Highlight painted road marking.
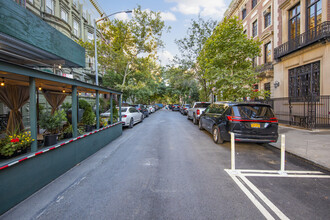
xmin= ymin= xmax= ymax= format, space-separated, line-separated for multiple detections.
xmin=226 ymin=170 xmax=275 ymax=220
xmin=226 ymin=169 xmax=330 ymax=220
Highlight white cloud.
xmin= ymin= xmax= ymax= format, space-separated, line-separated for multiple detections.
xmin=114 ymin=12 xmax=130 ymax=21
xmin=160 ymin=12 xmax=177 ymax=21
xmin=158 ymin=50 xmax=174 ymax=65
xmin=167 ymin=0 xmax=227 ymax=18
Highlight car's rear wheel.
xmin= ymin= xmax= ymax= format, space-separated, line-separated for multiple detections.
xmin=213 ymin=126 xmax=224 ymax=144
xmin=129 ymin=118 xmax=134 ymax=128
xmin=198 ymin=119 xmax=203 ymax=130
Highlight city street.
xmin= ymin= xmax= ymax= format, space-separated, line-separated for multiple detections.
xmin=2 ymin=109 xmax=330 ymax=220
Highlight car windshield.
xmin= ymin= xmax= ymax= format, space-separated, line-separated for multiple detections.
xmin=184 ymin=104 xmax=190 ymax=107
xmin=232 ymin=105 xmax=275 ymax=119
xmin=195 ymin=103 xmax=210 ymax=108
xmin=121 ymin=107 xmax=128 ymax=112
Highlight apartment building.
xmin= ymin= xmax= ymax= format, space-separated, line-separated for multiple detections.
xmin=273 ymin=0 xmax=329 ymax=98
xmin=15 ymin=0 xmax=102 ymax=83
xmin=224 ymin=0 xmax=275 ymax=97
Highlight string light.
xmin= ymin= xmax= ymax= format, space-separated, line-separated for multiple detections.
xmin=38 ymin=86 xmax=42 ymax=91
xmin=62 ymin=88 xmax=66 ymax=93
xmin=0 ymin=78 xmax=5 ymax=87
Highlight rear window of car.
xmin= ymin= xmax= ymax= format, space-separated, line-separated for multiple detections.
xmin=232 ymin=105 xmax=275 ymax=119
xmin=195 ymin=103 xmax=210 ymax=108
xmin=184 ymin=104 xmax=190 ymax=107
xmin=121 ymin=107 xmax=127 ymax=112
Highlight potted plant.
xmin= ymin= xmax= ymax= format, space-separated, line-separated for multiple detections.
xmin=81 ymin=104 xmax=96 ymax=132
xmin=0 ymin=131 xmax=34 ymax=158
xmin=62 ymin=123 xmax=73 ymax=139
xmin=39 ymin=110 xmax=66 ymax=146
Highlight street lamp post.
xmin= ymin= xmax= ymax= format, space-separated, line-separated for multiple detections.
xmin=93 ymin=10 xmax=132 ymax=86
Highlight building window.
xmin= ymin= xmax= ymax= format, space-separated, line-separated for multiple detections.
xmin=264 ymin=10 xmax=271 ymax=28
xmin=88 ymin=32 xmax=94 ymax=41
xmin=264 ymin=42 xmax=272 ymax=63
xmin=289 ymin=61 xmax=320 ymax=99
xmin=307 ymin=0 xmax=322 ymax=30
xmin=252 ymin=20 xmax=258 ymax=37
xmin=264 ymin=82 xmax=271 ymax=98
xmin=61 ymin=9 xmax=68 ymax=22
xmin=45 ymin=0 xmax=54 ymax=15
xmin=289 ymin=4 xmax=300 ymax=40
xmin=242 ymin=8 xmax=247 ymax=19
xmin=252 ymin=0 xmax=257 ymax=9
xmin=73 ymin=20 xmax=79 ymax=37
xmin=252 ymin=57 xmax=258 ymax=67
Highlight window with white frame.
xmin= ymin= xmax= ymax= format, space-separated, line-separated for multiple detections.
xmin=73 ymin=20 xmax=79 ymax=37
xmin=264 ymin=9 xmax=271 ymax=28
xmin=61 ymin=9 xmax=68 ymax=22
xmin=87 ymin=32 xmax=94 ymax=41
xmin=45 ymin=0 xmax=54 ymax=15
xmin=264 ymin=42 xmax=272 ymax=63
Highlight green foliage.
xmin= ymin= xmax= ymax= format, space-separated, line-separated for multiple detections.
xmin=78 ymin=99 xmax=90 ymax=110
xmin=198 ymin=17 xmax=263 ymax=101
xmin=61 ymin=102 xmax=72 ymax=112
xmin=62 ymin=123 xmax=73 ymax=134
xmin=175 ymin=16 xmax=217 ymax=101
xmin=77 ymin=5 xmax=169 ymax=104
xmin=0 ymin=131 xmax=34 ymax=157
xmin=39 ymin=110 xmax=67 ymax=134
xmin=81 ymin=105 xmax=96 ymax=126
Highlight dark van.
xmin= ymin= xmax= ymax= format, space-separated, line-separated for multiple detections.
xmin=199 ymin=102 xmax=278 ymax=144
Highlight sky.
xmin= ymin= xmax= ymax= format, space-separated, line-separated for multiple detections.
xmin=84 ymin=0 xmax=232 ymax=65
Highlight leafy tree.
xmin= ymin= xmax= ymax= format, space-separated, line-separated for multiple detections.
xmin=78 ymin=5 xmax=169 ymax=104
xmin=198 ymin=17 xmax=262 ymax=101
xmin=175 ymin=16 xmax=217 ymax=101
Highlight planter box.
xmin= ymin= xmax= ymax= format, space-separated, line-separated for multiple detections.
xmin=43 ymin=134 xmax=58 ymax=147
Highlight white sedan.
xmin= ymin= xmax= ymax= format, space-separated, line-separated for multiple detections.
xmin=147 ymin=105 xmax=155 ymax=113
xmin=120 ymin=107 xmax=144 ymax=128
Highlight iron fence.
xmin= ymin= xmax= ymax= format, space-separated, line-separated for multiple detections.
xmin=260 ymin=96 xmax=330 ymax=129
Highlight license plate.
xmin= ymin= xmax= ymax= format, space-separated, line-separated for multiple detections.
xmin=251 ymin=123 xmax=260 ymax=128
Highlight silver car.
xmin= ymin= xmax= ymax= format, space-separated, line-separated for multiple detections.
xmin=120 ymin=107 xmax=144 ymax=128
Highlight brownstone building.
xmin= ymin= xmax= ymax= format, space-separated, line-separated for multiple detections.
xmin=224 ymin=0 xmax=275 ymax=97
xmin=224 ymin=0 xmax=330 ymax=129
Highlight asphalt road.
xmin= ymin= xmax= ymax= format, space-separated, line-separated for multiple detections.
xmin=2 ymin=109 xmax=330 ymax=219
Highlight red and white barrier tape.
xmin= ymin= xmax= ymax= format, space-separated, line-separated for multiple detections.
xmin=0 ymin=122 xmax=124 ymax=171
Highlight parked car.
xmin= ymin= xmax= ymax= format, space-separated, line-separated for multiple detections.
xmin=147 ymin=105 xmax=155 ymax=113
xmin=100 ymin=109 xmax=111 ymax=117
xmin=180 ymin=104 xmax=191 ymax=115
xmin=199 ymin=102 xmax=278 ymax=144
xmin=132 ymin=104 xmax=149 ymax=118
xmin=172 ymin=104 xmax=180 ymax=111
xmin=187 ymin=102 xmax=211 ymax=124
xmin=120 ymin=107 xmax=144 ymax=128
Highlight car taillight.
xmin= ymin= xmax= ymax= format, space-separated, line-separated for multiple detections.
xmin=184 ymin=108 xmax=187 ymax=110
xmin=227 ymin=116 xmax=242 ymax=121
xmin=197 ymin=109 xmax=200 ymax=115
xmin=227 ymin=116 xmax=279 ymax=123
xmin=122 ymin=115 xmax=127 ymax=118
xmin=138 ymin=108 xmax=141 ymax=110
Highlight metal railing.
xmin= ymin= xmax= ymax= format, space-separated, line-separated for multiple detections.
xmin=255 ymin=62 xmax=273 ymax=73
xmin=261 ymin=96 xmax=330 ymax=129
xmin=274 ymin=22 xmax=330 ymax=60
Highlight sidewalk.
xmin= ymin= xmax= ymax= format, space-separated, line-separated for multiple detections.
xmin=269 ymin=125 xmax=330 ymax=170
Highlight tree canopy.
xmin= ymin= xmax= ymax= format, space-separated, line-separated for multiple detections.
xmin=198 ymin=17 xmax=263 ymax=101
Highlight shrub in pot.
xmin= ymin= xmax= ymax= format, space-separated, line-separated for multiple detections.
xmin=39 ymin=110 xmax=66 ymax=146
xmin=81 ymin=105 xmax=96 ymax=132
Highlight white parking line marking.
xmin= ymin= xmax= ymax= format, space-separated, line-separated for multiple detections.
xmin=236 ymin=169 xmax=323 ymax=174
xmin=225 ymin=170 xmax=275 ymax=220
xmin=239 ymin=174 xmax=290 ymax=220
xmin=243 ymin=174 xmax=330 ymax=178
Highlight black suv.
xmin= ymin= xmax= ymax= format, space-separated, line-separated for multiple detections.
xmin=199 ymin=102 xmax=278 ymax=144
